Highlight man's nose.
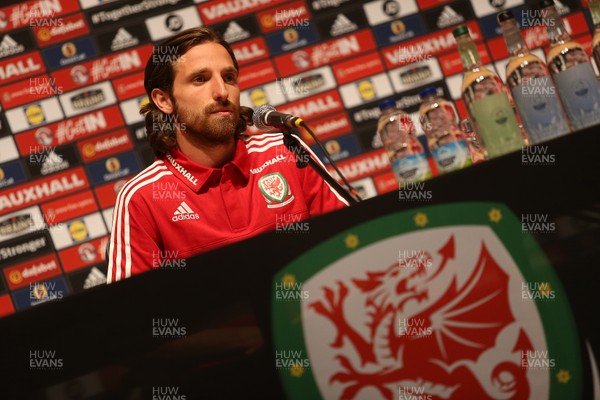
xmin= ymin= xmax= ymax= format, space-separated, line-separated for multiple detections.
xmin=212 ymin=76 xmax=229 ymax=101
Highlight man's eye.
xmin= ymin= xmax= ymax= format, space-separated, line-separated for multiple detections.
xmin=194 ymin=76 xmax=206 ymax=83
xmin=225 ymin=75 xmax=237 ymax=83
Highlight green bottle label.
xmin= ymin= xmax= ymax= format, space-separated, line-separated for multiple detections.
xmin=471 ymin=92 xmax=523 ymax=158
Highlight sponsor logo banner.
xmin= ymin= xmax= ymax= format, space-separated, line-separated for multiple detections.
xmin=78 ymin=128 xmax=133 ymax=163
xmin=0 ymin=230 xmax=52 ymax=267
xmin=478 ymin=5 xmax=527 ymax=39
xmin=1 ymin=74 xmax=57 ymax=110
xmin=238 ymin=59 xmax=278 ymax=91
xmin=0 ymin=167 xmax=89 ymax=214
xmin=145 ymin=5 xmax=202 ymax=42
xmin=41 ymin=189 xmax=98 ymax=225
xmin=95 ymin=21 xmax=151 ymax=55
xmin=0 ymin=29 xmax=35 ymax=60
xmin=307 ymin=0 xmax=351 ymax=12
xmin=212 ymin=14 xmax=261 ymax=44
xmin=128 ymin=122 xmax=147 ymax=145
xmin=362 ymin=0 xmax=418 ymax=26
xmin=50 ymin=45 xmax=152 ymax=92
xmin=257 ymin=0 xmax=310 ymax=34
xmin=0 ymin=159 xmax=27 ymax=189
xmin=86 ymin=0 xmax=187 ymax=28
xmin=326 ymin=149 xmax=389 ymax=182
xmin=49 ymin=211 xmax=107 ymax=250
xmin=355 ymin=124 xmax=385 ymax=153
xmin=348 ymin=176 xmax=377 ymax=199
xmin=371 ymin=12 xmax=426 ymax=47
xmin=58 ymin=235 xmax=108 ymax=273
xmin=3 ymin=252 xmax=61 ymax=291
xmin=198 ymin=0 xmax=286 ymax=25
xmin=381 ymin=20 xmax=482 ymax=69
xmin=417 ymin=0 xmax=454 ymax=10
xmin=59 ymin=81 xmax=117 ymax=118
xmin=274 ymin=29 xmax=377 ymax=76
xmin=41 ymin=36 xmax=98 ymax=70
xmin=112 ymin=71 xmax=146 ymax=101
xmin=0 ymin=0 xmax=80 ymax=33
xmin=421 ymin=0 xmax=475 ymax=31
xmin=0 ymin=51 xmax=44 ymax=85
xmin=300 ymin=111 xmax=352 ymax=144
xmin=79 ymin=0 xmax=120 ymax=10
xmin=314 ymin=5 xmax=368 ymax=40
xmin=232 ymin=36 xmax=270 ymax=66
xmin=332 ymin=51 xmax=384 ymax=85
xmin=339 ymin=73 xmax=394 ymax=109
xmin=14 ymin=105 xmax=125 ymax=154
xmin=0 ymin=205 xmax=45 ymax=243
xmin=469 ymin=0 xmax=524 ymax=18
xmin=240 ymin=81 xmax=287 ymax=108
xmin=5 ymin=97 xmax=64 ymax=134
xmin=102 ymin=206 xmax=114 ymax=231
xmin=278 ymin=88 xmax=343 ymax=121
xmin=388 ymin=57 xmax=443 ymax=94
xmin=372 ymin=170 xmax=397 ymax=194
xmin=280 ymin=65 xmax=337 ymax=101
xmin=438 ymin=42 xmax=491 ymax=76
xmin=0 ymin=294 xmax=14 ymax=316
xmin=32 ymin=12 xmax=90 ymax=47
xmin=24 ymin=143 xmax=80 ymax=179
xmin=310 ymin=133 xmax=361 ymax=164
xmin=85 ymin=150 xmax=141 ymax=186
xmin=0 ymin=136 xmax=20 ymax=163
xmin=265 ymin=24 xmax=319 ymax=56
xmin=93 ymin=177 xmax=129 ymax=209
xmin=67 ymin=263 xmax=107 ymax=293
xmin=11 ymin=275 xmax=69 ymax=310
xmin=119 ymin=95 xmax=148 ymax=125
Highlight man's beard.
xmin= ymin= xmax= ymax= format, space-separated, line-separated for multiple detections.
xmin=173 ymin=100 xmax=240 ymax=146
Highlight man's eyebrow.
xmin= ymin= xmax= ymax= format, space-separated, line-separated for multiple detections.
xmin=187 ymin=67 xmax=238 ymax=77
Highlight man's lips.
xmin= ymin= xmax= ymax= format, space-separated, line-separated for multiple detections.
xmin=210 ymin=108 xmax=233 ymax=116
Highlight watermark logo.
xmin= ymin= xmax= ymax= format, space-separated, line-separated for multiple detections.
xmin=30 ymin=281 xmax=64 ymax=304
xmin=29 ymin=350 xmax=63 ymax=370
xmin=277 ymin=77 xmax=310 ymax=96
xmin=398 ymin=318 xmax=432 ymax=337
xmin=522 ymin=281 xmax=556 ymax=301
xmin=275 ymin=213 xmax=309 ymax=233
xmin=152 ymin=250 xmax=187 ymax=270
xmin=274 ymin=143 xmax=311 ymax=166
xmin=152 ymin=181 xmax=186 ymax=200
xmin=521 ymin=349 xmax=556 ymax=369
xmin=28 ymin=145 xmax=60 ymax=164
xmin=152 ymin=386 xmax=186 ymax=400
xmin=29 ymin=10 xmax=62 ymax=27
xmin=521 ymin=77 xmax=556 ymax=97
xmin=152 ymin=46 xmax=186 ymax=64
xmin=152 ymin=318 xmax=187 ymax=339
xmin=398 ymin=385 xmax=434 ymax=400
xmin=521 ymin=214 xmax=555 ymax=234
xmin=275 ymin=9 xmax=309 ymax=29
xmin=521 ymin=145 xmax=555 ymax=166
xmin=398 ymin=181 xmax=432 ymax=202
xmin=521 ymin=10 xmax=555 ymax=27
xmin=152 ymin=113 xmax=186 ymax=133
xmin=29 ymin=77 xmax=63 ymax=95
xmin=274 ymin=349 xmax=310 ymax=377
xmin=394 ymin=46 xmax=432 ymax=65
xmin=398 ymin=250 xmax=433 ymax=270
xmin=274 ymin=274 xmax=309 ymax=301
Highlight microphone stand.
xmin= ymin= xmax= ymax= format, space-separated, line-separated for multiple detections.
xmin=279 ymin=126 xmax=360 ymax=204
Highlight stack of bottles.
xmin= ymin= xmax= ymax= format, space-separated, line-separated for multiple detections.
xmin=377 ymin=0 xmax=600 ymax=189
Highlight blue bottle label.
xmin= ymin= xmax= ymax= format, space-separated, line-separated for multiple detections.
xmin=391 ymin=153 xmax=432 ymax=186
xmin=432 ymin=140 xmax=472 ymax=174
xmin=553 ymin=62 xmax=600 ymax=130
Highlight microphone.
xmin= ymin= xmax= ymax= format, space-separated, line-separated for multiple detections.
xmin=252 ymin=104 xmax=304 ymax=131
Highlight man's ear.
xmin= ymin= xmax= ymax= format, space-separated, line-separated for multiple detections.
xmin=151 ymin=88 xmax=174 ymax=114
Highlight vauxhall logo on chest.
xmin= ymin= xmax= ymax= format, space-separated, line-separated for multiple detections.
xmin=258 ymin=172 xmax=294 ymax=208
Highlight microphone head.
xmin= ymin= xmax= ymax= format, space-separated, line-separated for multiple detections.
xmin=252 ymin=104 xmax=277 ymax=131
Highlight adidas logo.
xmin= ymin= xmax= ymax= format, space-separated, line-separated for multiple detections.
xmin=330 ymin=14 xmax=357 ymax=37
xmin=223 ymin=21 xmax=250 ymax=43
xmin=110 ymin=28 xmax=139 ymax=51
xmin=83 ymin=266 xmax=106 ymax=289
xmin=172 ymin=201 xmax=200 ymax=222
xmin=40 ymin=151 xmax=69 ymax=176
xmin=437 ymin=5 xmax=463 ymax=29
xmin=0 ymin=34 xmax=25 ymax=58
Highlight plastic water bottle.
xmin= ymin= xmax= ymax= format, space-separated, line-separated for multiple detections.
xmin=377 ymin=99 xmax=432 ymax=188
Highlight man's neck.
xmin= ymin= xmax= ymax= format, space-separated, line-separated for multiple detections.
xmin=176 ymin=132 xmax=236 ymax=168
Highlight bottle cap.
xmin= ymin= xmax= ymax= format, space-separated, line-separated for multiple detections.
xmin=419 ymin=87 xmax=438 ymax=99
xmin=452 ymin=25 xmax=469 ymax=38
xmin=497 ymin=10 xmax=515 ymax=22
xmin=379 ymin=99 xmax=397 ymax=111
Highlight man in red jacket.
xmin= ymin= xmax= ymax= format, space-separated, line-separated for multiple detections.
xmin=107 ymin=27 xmax=348 ymax=283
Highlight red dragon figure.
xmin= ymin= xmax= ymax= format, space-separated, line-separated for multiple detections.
xmin=309 ymin=235 xmax=535 ymax=400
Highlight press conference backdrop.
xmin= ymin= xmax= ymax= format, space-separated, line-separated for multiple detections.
xmin=0 ymin=0 xmax=594 ymax=315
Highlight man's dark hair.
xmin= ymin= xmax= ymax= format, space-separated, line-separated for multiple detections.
xmin=141 ymin=27 xmax=252 ymax=156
